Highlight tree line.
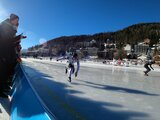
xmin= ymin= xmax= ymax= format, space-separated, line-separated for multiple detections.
xmin=28 ymin=22 xmax=160 ymax=51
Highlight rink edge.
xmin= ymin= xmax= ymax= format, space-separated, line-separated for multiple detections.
xmin=10 ymin=64 xmax=57 ymax=120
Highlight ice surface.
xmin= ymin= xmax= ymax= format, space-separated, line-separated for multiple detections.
xmin=22 ymin=58 xmax=160 ymax=120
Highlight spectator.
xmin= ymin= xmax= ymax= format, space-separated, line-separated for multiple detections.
xmin=0 ymin=14 xmax=19 ymax=98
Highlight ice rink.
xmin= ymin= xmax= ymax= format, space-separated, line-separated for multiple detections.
xmin=22 ymin=58 xmax=160 ymax=120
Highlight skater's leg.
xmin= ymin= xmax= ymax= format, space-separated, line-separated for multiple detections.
xmin=68 ymin=68 xmax=72 ymax=78
xmin=144 ymin=64 xmax=147 ymax=72
xmin=144 ymin=65 xmax=151 ymax=76
xmin=68 ymin=68 xmax=72 ymax=82
xmin=68 ymin=66 xmax=75 ymax=82
xmin=146 ymin=67 xmax=151 ymax=74
xmin=72 ymin=66 xmax=75 ymax=74
xmin=144 ymin=64 xmax=149 ymax=73
xmin=65 ymin=66 xmax=68 ymax=74
xmin=68 ymin=64 xmax=74 ymax=77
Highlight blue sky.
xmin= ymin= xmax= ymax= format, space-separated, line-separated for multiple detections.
xmin=0 ymin=0 xmax=160 ymax=49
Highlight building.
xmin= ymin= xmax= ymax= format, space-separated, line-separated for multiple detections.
xmin=135 ymin=43 xmax=149 ymax=55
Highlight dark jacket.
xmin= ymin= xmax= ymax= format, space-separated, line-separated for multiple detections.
xmin=0 ymin=19 xmax=17 ymax=59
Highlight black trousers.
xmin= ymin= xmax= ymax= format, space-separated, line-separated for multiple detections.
xmin=144 ymin=64 xmax=151 ymax=74
xmin=0 ymin=56 xmax=17 ymax=93
xmin=0 ymin=58 xmax=9 ymax=92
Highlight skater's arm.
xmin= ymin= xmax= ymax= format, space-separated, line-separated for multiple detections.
xmin=57 ymin=56 xmax=67 ymax=61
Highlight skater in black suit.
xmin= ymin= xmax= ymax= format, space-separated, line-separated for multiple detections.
xmin=144 ymin=60 xmax=155 ymax=76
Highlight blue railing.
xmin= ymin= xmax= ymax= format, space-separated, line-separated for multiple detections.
xmin=10 ymin=64 xmax=56 ymax=120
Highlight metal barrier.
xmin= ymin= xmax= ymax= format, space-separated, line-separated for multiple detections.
xmin=11 ymin=64 xmax=56 ymax=120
